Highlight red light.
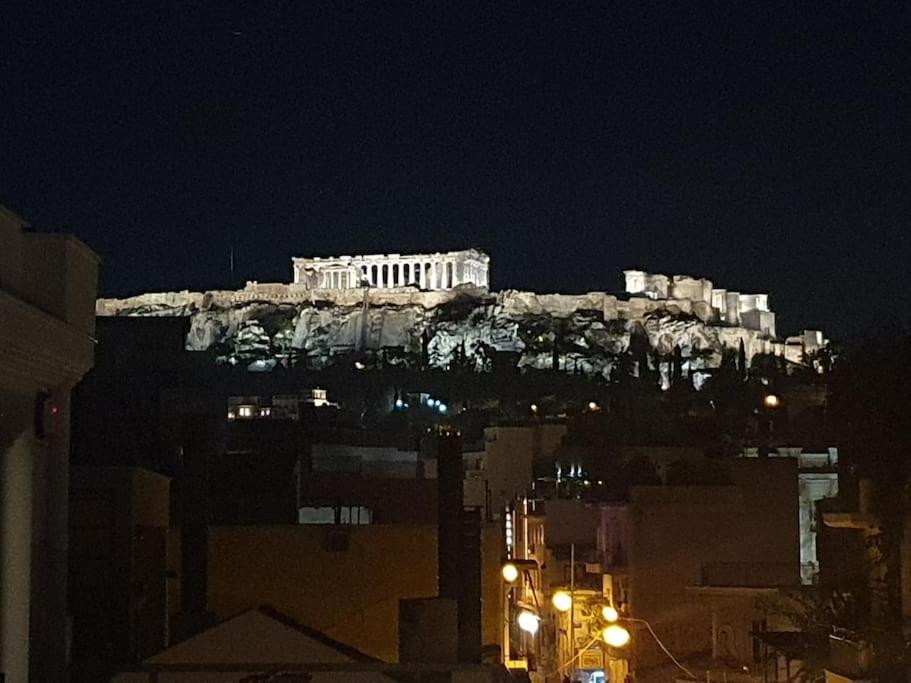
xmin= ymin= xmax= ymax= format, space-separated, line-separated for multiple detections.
xmin=51 ymin=406 xmax=60 ymax=415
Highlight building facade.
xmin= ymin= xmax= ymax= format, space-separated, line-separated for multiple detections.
xmin=0 ymin=206 xmax=99 ymax=682
xmin=292 ymin=248 xmax=490 ymax=290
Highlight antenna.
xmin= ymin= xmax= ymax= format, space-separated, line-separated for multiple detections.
xmin=229 ymin=247 xmax=235 ymax=275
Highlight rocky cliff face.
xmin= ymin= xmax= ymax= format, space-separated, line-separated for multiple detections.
xmin=98 ymin=288 xmax=782 ymax=383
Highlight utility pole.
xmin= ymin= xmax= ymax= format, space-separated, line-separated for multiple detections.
xmin=357 ymin=279 xmax=370 ymax=352
xmin=569 ymin=542 xmax=575 ymax=681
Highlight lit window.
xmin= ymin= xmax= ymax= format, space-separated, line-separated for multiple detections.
xmin=340 ymin=505 xmax=372 ymax=525
xmin=297 ymin=507 xmax=336 ymax=524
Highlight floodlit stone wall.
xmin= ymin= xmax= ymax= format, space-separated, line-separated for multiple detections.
xmin=624 ymin=269 xmax=777 ymax=336
xmin=95 ymin=265 xmax=828 ymax=377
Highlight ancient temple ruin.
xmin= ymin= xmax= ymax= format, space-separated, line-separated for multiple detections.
xmin=624 ymin=269 xmax=777 ymax=337
xmin=96 ymin=254 xmax=830 ymax=378
xmin=292 ymin=248 xmax=490 ymax=290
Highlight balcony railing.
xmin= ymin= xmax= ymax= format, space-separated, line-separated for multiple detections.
xmin=700 ymin=562 xmax=809 ymax=588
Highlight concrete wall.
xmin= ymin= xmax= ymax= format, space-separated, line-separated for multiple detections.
xmin=69 ymin=467 xmax=171 ymax=680
xmin=483 ymin=424 xmax=566 ymax=515
xmin=623 ymin=459 xmax=799 ymax=671
xmin=0 ymin=205 xmax=99 ymax=682
xmin=167 ymin=524 xmax=504 ymax=664
xmin=0 ymin=398 xmax=35 ymax=683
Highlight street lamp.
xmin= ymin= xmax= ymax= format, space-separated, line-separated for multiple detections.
xmin=552 ymin=590 xmax=573 ymax=612
xmin=501 ymin=563 xmax=519 ymax=583
xmin=763 ymin=393 xmax=781 ymax=409
xmin=602 ymin=624 xmax=631 ymax=648
xmin=601 ymin=605 xmax=619 ymax=623
xmin=517 ymin=610 xmax=540 ymax=635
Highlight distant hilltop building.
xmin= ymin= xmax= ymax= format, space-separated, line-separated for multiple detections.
xmin=292 ymin=248 xmax=490 ymax=291
xmin=624 ymin=269 xmax=776 ymax=337
xmin=96 ymin=249 xmax=830 ymax=377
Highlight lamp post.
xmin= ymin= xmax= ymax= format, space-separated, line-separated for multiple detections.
xmin=606 ymin=614 xmax=696 ymax=681
xmin=569 ymin=543 xmax=575 ymax=680
xmin=501 ymin=559 xmax=540 ymax=668
xmin=557 ymin=604 xmax=693 ymax=682
xmin=758 ymin=392 xmax=781 ymax=459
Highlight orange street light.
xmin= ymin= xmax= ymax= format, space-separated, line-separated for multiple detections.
xmin=552 ymin=591 xmax=573 ymax=612
xmin=602 ymin=624 xmax=631 ymax=648
xmin=501 ymin=563 xmax=519 ymax=583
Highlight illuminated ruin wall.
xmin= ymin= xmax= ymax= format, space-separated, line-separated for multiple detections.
xmin=97 ymin=268 xmax=828 ymax=383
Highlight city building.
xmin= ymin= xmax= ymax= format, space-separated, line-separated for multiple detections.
xmin=69 ymin=467 xmax=171 ymax=682
xmin=507 ymin=457 xmax=803 ymax=681
xmin=483 ymin=424 xmax=567 ymax=520
xmin=113 ymin=605 xmax=512 ymax=682
xmin=741 ymin=447 xmax=839 ymax=584
xmin=111 ymin=606 xmax=400 ymax=682
xmin=0 ymin=206 xmax=99 ymax=682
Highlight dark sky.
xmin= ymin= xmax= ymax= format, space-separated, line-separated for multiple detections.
xmin=3 ymin=2 xmax=909 ymax=338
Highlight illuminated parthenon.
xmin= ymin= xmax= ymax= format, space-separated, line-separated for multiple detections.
xmin=292 ymin=248 xmax=490 ymax=290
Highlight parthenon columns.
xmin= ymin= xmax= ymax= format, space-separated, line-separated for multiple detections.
xmin=291 ymin=249 xmax=490 ymax=291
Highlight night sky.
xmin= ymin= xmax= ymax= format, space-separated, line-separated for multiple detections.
xmin=3 ymin=3 xmax=909 ymax=338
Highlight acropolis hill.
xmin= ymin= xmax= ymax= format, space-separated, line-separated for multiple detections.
xmin=96 ymin=249 xmax=828 ymax=382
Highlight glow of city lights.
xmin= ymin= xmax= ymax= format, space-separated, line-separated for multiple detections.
xmin=530 ymin=403 xmax=538 ymax=413
xmin=588 ymin=401 xmax=599 ymax=411
xmin=551 ymin=591 xmax=573 ymax=612
xmin=395 ymin=398 xmax=404 ymax=408
xmin=517 ymin=610 xmax=540 ymax=635
xmin=601 ymin=605 xmax=619 ymax=622
xmin=501 ymin=563 xmax=519 ymax=583
xmin=602 ymin=624 xmax=631 ymax=647
xmin=763 ymin=394 xmax=781 ymax=409
xmin=438 ymin=403 xmax=447 ymax=414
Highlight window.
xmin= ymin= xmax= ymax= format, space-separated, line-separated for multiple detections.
xmin=340 ymin=505 xmax=372 ymax=525
xmin=298 ymin=507 xmax=335 ymax=524
xmin=297 ymin=505 xmax=372 ymax=525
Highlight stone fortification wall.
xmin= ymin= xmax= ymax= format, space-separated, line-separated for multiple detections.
xmin=96 ymin=282 xmax=486 ymax=316
xmin=95 ymin=279 xmax=825 ymax=383
xmin=623 ymin=269 xmax=776 ymax=337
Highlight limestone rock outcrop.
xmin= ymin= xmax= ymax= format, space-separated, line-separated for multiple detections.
xmin=98 ymin=284 xmax=820 ymax=380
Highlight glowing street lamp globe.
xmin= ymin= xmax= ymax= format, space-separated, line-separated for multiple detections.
xmin=602 ymin=624 xmax=631 ymax=648
xmin=551 ymin=590 xmax=573 ymax=612
xmin=501 ymin=563 xmax=519 ymax=583
xmin=763 ymin=394 xmax=781 ymax=409
xmin=517 ymin=610 xmax=540 ymax=635
xmin=601 ymin=605 xmax=619 ymax=622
